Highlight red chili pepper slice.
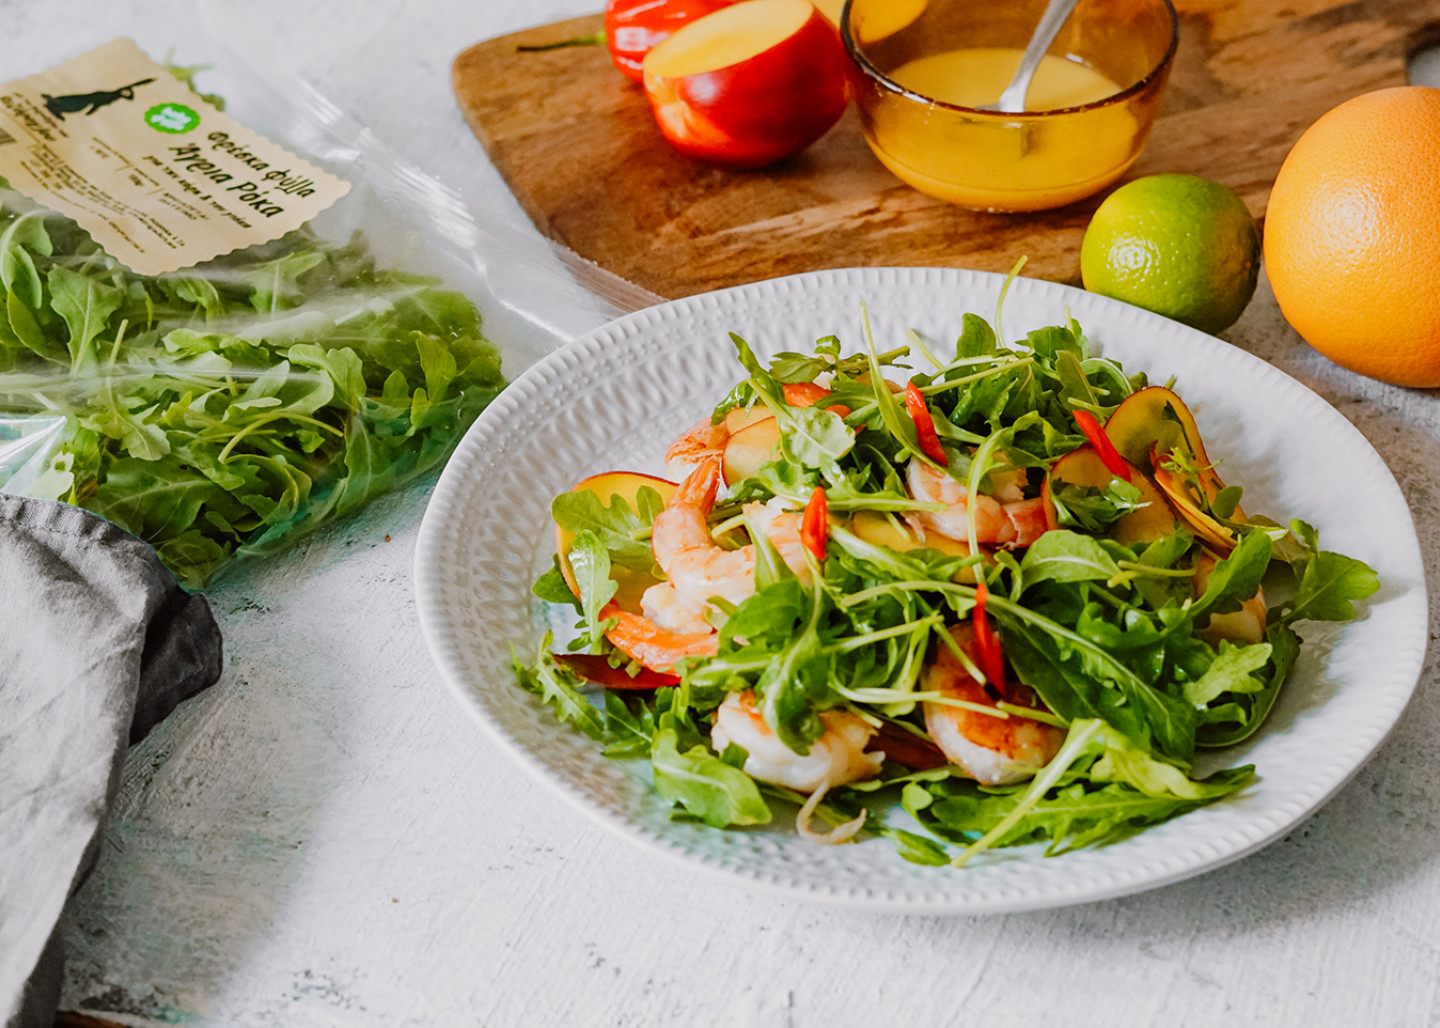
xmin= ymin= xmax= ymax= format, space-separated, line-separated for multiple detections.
xmin=801 ymin=486 xmax=828 ymax=561
xmin=971 ymin=580 xmax=1008 ymax=696
xmin=603 ymin=0 xmax=734 ymax=82
xmin=1072 ymin=408 xmax=1131 ymax=482
xmin=905 ymin=382 xmax=948 ymax=466
xmin=782 ymin=381 xmax=851 ymax=419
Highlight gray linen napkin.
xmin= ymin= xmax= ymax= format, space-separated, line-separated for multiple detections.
xmin=0 ymin=495 xmax=223 ymax=1028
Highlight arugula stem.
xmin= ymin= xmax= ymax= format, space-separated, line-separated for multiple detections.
xmin=905 ymin=328 xmax=946 ymax=372
xmin=840 ymin=579 xmax=973 ymax=609
xmin=103 ymin=319 xmax=129 ymax=370
xmin=764 ymin=487 xmax=947 ymax=515
xmin=839 ymin=687 xmax=1012 ymax=718
xmin=216 ymin=410 xmax=343 ymax=462
xmin=825 ymin=615 xmax=942 ymax=654
xmin=917 ymin=356 xmax=1035 ymax=396
xmin=994 ymin=256 xmax=1027 ymax=346
xmin=1115 ymin=560 xmax=1194 ymax=579
xmin=995 ymin=701 xmax=1068 ymax=728
xmin=839 ymin=577 xmax=1152 ymax=695
xmin=952 ymin=718 xmax=1101 ymax=868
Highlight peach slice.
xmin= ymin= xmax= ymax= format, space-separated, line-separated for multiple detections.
xmin=1102 ymin=387 xmax=1208 ymax=471
xmin=849 ymin=510 xmax=977 ymax=582
xmin=1044 ymin=446 xmax=1179 ymax=546
xmin=642 ymin=0 xmax=850 ymax=168
xmin=1103 ymin=387 xmax=1244 ymax=552
xmin=556 ymin=471 xmax=677 ymax=612
xmin=721 ymin=417 xmax=783 ymax=486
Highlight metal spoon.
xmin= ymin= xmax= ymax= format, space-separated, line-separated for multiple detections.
xmin=984 ymin=0 xmax=1082 ymax=113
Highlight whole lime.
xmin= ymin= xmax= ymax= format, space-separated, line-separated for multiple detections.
xmin=1080 ymin=174 xmax=1261 ymax=335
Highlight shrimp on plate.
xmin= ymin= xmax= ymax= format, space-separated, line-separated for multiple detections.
xmin=906 ymin=458 xmax=1050 ymax=548
xmin=921 ymin=623 xmax=1065 ymax=786
xmin=664 ymin=417 xmax=730 ymax=481
xmin=711 ymin=690 xmax=882 ymax=844
xmin=711 ymin=691 xmax=883 ymax=794
xmin=642 ymin=457 xmax=810 ymax=631
xmin=603 ymin=457 xmax=810 ymax=671
xmin=600 ymin=603 xmax=720 ymax=673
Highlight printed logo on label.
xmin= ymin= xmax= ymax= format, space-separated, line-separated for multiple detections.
xmin=43 ymin=76 xmax=153 ymax=120
xmin=144 ymin=102 xmax=200 ymax=134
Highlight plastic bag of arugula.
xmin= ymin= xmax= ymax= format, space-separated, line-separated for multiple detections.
xmin=514 ymin=312 xmax=1379 ymax=866
xmin=0 ymin=41 xmax=647 ymax=589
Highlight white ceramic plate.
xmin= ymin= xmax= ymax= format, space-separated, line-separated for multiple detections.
xmin=414 ymin=268 xmax=1427 ymax=913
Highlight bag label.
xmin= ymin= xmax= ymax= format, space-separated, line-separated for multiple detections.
xmin=0 ymin=38 xmax=350 ymax=275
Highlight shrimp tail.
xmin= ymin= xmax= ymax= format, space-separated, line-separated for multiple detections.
xmin=602 ymin=601 xmax=719 ymax=673
xmin=672 ymin=454 xmax=722 ymax=512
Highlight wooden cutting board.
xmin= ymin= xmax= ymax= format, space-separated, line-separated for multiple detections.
xmin=454 ymin=1 xmax=1436 ymax=300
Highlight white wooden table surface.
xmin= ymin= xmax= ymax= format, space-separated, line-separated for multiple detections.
xmin=5 ymin=0 xmax=1439 ymax=1024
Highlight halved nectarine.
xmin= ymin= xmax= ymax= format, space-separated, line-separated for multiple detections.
xmin=642 ymin=0 xmax=850 ymax=168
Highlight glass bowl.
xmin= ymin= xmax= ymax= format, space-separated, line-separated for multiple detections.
xmin=842 ymin=0 xmax=1179 ymax=212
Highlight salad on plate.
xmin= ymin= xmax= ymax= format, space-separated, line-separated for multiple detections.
xmin=512 ymin=305 xmax=1378 ymax=867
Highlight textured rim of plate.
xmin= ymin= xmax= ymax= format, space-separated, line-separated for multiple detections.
xmin=414 ymin=267 xmax=1428 ymax=914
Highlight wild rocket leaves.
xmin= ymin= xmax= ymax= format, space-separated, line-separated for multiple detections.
xmin=1278 ymin=518 xmax=1380 ymax=624
xmin=0 ymin=185 xmax=504 ymax=587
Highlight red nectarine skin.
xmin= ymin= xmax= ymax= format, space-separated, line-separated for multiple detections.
xmin=647 ymin=7 xmax=850 ymax=168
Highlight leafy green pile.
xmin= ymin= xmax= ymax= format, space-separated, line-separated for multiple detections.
xmin=514 ymin=311 xmax=1377 ymax=867
xmin=0 ymin=183 xmax=504 ymax=587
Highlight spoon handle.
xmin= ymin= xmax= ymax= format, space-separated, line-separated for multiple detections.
xmin=993 ymin=0 xmax=1081 ymax=113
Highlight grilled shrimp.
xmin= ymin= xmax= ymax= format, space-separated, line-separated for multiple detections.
xmin=710 ymin=691 xmax=883 ymax=794
xmin=906 ymin=458 xmax=1049 ymax=547
xmin=641 ymin=457 xmax=809 ymax=634
xmin=922 ymin=623 xmax=1064 ymax=786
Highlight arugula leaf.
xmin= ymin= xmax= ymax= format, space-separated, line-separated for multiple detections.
xmin=1182 ymin=639 xmax=1272 ymax=707
xmin=512 ymin=635 xmax=606 ymax=742
xmin=601 ymin=692 xmax=654 ymax=759
xmin=1196 ymin=621 xmax=1299 ymax=747
xmin=1018 ymin=530 xmax=1124 ymax=591
xmin=551 ymin=489 xmax=658 ymax=571
xmin=1188 ymin=530 xmax=1272 ymax=623
xmin=568 ymin=531 xmax=619 ymax=652
xmin=1050 ymin=478 xmax=1148 ymax=535
xmin=46 ymin=266 xmax=124 ymax=369
xmin=872 ymin=825 xmax=950 ymax=865
xmin=533 ymin=558 xmax=582 ymax=610
xmin=651 ymin=712 xmax=772 ymax=828
xmin=0 ymin=181 xmax=506 ymax=588
xmin=1280 ymin=519 xmax=1380 ymax=623
xmin=0 ymin=211 xmax=53 ymax=311
xmin=780 ymin=404 xmax=854 ymax=468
